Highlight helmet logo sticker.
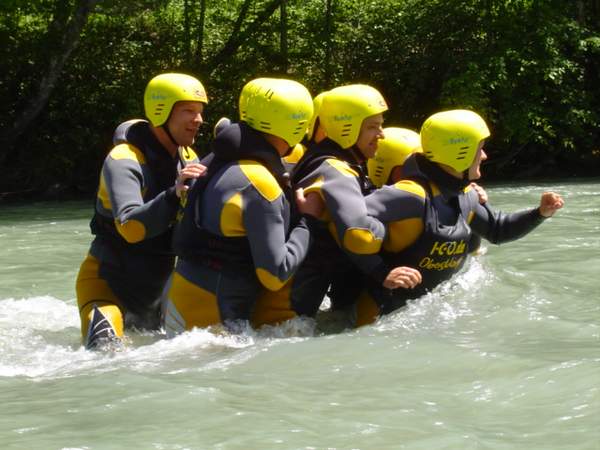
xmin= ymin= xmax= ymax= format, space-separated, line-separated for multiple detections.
xmin=333 ymin=114 xmax=352 ymax=121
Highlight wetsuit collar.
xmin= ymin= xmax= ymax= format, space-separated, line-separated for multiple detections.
xmin=212 ymin=122 xmax=289 ymax=187
xmin=122 ymin=120 xmax=180 ymax=191
xmin=411 ymin=154 xmax=470 ymax=198
xmin=349 ymin=145 xmax=365 ymax=165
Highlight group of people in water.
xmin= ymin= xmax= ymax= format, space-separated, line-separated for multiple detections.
xmin=75 ymin=73 xmax=564 ymax=349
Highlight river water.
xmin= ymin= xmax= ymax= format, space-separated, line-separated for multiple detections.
xmin=0 ymin=180 xmax=598 ymax=450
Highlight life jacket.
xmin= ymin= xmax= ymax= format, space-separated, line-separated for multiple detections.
xmin=90 ymin=119 xmax=184 ymax=256
xmin=172 ymin=122 xmax=292 ymax=270
xmin=290 ymin=138 xmax=376 ymax=265
xmin=292 ymin=138 xmax=375 ymax=196
xmin=369 ymin=155 xmax=478 ymax=313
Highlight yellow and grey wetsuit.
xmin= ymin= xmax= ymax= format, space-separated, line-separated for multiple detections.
xmin=163 ymin=122 xmax=316 ymax=335
xmin=282 ymin=142 xmax=307 ymax=172
xmin=252 ymin=138 xmax=387 ymax=326
xmin=76 ymin=119 xmax=199 ymax=340
xmin=355 ymin=153 xmax=548 ymax=325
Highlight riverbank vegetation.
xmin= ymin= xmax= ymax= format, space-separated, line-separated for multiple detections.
xmin=1 ymin=0 xmax=599 ymax=199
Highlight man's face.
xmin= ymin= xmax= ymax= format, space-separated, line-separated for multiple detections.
xmin=468 ymin=141 xmax=487 ymax=180
xmin=167 ymin=101 xmax=204 ymax=147
xmin=355 ymin=114 xmax=385 ymax=159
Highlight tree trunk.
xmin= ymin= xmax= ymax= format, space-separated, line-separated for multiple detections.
xmin=324 ymin=0 xmax=334 ymax=86
xmin=194 ymin=0 xmax=207 ymax=67
xmin=184 ymin=0 xmax=192 ymax=64
xmin=207 ymin=0 xmax=283 ymax=73
xmin=280 ymin=0 xmax=288 ymax=74
xmin=0 ymin=0 xmax=99 ymax=157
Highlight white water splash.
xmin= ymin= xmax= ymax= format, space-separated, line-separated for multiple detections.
xmin=0 ymin=296 xmax=323 ymax=381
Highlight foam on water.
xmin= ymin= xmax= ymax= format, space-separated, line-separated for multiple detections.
xmin=0 ymin=295 xmax=321 ymax=381
xmin=2 ymin=186 xmax=599 ymax=449
xmin=0 ymin=258 xmax=489 ymax=382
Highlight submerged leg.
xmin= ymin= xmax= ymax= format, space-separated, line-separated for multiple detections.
xmin=85 ymin=304 xmax=122 ymax=350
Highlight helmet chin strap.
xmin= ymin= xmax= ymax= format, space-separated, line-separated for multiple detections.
xmin=349 ymin=145 xmax=365 ymax=164
xmin=162 ymin=123 xmax=179 ymax=148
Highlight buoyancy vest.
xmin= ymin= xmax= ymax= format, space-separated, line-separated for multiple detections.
xmin=370 ymin=155 xmax=478 ymax=313
xmin=292 ymin=138 xmax=375 ymax=196
xmin=90 ymin=119 xmax=182 ymax=256
xmin=290 ymin=138 xmax=376 ymax=267
xmin=172 ymin=122 xmax=292 ymax=269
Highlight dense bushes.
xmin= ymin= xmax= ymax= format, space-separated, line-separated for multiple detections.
xmin=1 ymin=0 xmax=598 ymax=197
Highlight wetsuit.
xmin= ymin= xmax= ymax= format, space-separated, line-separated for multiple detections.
xmin=76 ymin=119 xmax=199 ymax=340
xmin=282 ymin=142 xmax=307 ymax=173
xmin=251 ymin=138 xmax=387 ymax=327
xmin=163 ymin=122 xmax=316 ymax=335
xmin=355 ymin=153 xmax=548 ymax=325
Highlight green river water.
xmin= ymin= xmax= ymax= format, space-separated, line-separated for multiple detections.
xmin=0 ymin=180 xmax=598 ymax=450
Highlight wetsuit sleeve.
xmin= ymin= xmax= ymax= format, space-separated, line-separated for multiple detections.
xmin=101 ymin=145 xmax=178 ymax=243
xmin=469 ymin=192 xmax=546 ymax=244
xmin=319 ymin=160 xmax=386 ymax=255
xmin=242 ymin=186 xmax=313 ymax=292
xmin=350 ymin=181 xmax=428 ymax=283
xmin=366 ymin=182 xmax=426 ymax=223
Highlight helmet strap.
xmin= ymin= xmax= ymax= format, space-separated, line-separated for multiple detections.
xmin=162 ymin=122 xmax=179 ymax=148
xmin=349 ymin=146 xmax=365 ymax=164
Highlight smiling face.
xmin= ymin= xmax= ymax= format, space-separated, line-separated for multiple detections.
xmin=468 ymin=140 xmax=488 ymax=180
xmin=167 ymin=101 xmax=204 ymax=147
xmin=355 ymin=113 xmax=385 ymax=159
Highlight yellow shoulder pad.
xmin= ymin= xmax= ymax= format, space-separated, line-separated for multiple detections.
xmin=239 ymin=160 xmax=282 ymax=202
xmin=325 ymin=159 xmax=359 ymax=177
xmin=109 ymin=143 xmax=146 ymax=164
xmin=393 ymin=180 xmax=427 ymax=199
xmin=283 ymin=144 xmax=306 ymax=164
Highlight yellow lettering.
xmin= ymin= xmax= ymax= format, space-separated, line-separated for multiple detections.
xmin=418 ymin=256 xmax=465 ymax=271
xmin=430 ymin=241 xmax=444 ymax=256
xmin=429 ymin=240 xmax=468 ymax=256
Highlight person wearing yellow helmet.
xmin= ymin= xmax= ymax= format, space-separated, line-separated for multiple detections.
xmin=354 ymin=109 xmax=564 ymax=326
xmin=252 ymin=84 xmax=420 ymax=327
xmin=163 ymin=77 xmax=323 ymax=335
xmin=366 ymin=127 xmax=422 ymax=187
xmin=75 ymin=73 xmax=209 ymax=349
xmin=280 ymin=90 xmax=330 ymax=172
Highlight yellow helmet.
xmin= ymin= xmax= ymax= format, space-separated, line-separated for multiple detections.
xmin=144 ymin=73 xmax=208 ymax=127
xmin=420 ymin=110 xmax=490 ymax=172
xmin=367 ymin=127 xmax=421 ymax=187
xmin=238 ymin=78 xmax=269 ymax=121
xmin=319 ymin=84 xmax=388 ymax=149
xmin=243 ymin=78 xmax=313 ymax=147
xmin=306 ymin=91 xmax=328 ymax=140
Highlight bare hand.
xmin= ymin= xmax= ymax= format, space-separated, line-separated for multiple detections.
xmin=538 ymin=191 xmax=564 ymax=217
xmin=383 ymin=266 xmax=422 ymax=289
xmin=470 ymin=182 xmax=488 ymax=204
xmin=176 ymin=163 xmax=207 ymax=197
xmin=296 ymin=188 xmax=324 ymax=218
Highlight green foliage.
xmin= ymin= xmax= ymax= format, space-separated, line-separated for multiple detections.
xmin=1 ymin=0 xmax=599 ymax=196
